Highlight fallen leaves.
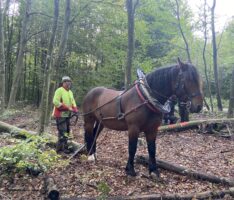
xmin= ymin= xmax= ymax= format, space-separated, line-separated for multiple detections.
xmin=0 ymin=111 xmax=233 ymax=199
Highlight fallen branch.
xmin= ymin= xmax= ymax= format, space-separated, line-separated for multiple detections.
xmin=135 ymin=155 xmax=234 ymax=186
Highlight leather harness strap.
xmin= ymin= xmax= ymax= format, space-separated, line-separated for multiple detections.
xmin=135 ymin=82 xmax=159 ymax=113
xmin=116 ymin=95 xmax=125 ymax=120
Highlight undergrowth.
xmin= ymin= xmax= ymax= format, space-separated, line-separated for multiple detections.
xmin=0 ymin=135 xmax=66 ymax=177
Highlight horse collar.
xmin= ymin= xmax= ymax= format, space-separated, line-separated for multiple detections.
xmin=135 ymin=80 xmax=170 ymax=114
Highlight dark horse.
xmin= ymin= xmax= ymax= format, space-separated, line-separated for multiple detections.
xmin=82 ymin=58 xmax=203 ymax=177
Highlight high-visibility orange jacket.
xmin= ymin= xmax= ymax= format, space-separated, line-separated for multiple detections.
xmin=52 ymin=86 xmax=78 ymax=118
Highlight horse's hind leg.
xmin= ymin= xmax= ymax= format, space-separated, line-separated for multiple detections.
xmin=84 ymin=117 xmax=96 ymax=155
xmin=125 ymin=126 xmax=140 ymax=176
xmin=145 ymin=130 xmax=160 ymax=178
xmin=90 ymin=121 xmax=104 ymax=155
xmin=84 ymin=117 xmax=103 ymax=158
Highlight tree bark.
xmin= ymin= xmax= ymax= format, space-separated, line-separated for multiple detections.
xmin=158 ymin=118 xmax=234 ymax=132
xmin=53 ymin=0 xmax=71 ymax=76
xmin=5 ymin=13 xmax=14 ymax=102
xmin=47 ymin=0 xmax=72 ymax=125
xmin=0 ymin=120 xmax=36 ymax=136
xmin=211 ymin=0 xmax=222 ymax=111
xmin=70 ymin=188 xmax=234 ymax=200
xmin=7 ymin=0 xmax=32 ymax=108
xmin=175 ymin=0 xmax=191 ymax=63
xmin=228 ymin=67 xmax=234 ymax=118
xmin=125 ymin=0 xmax=139 ymax=89
xmin=38 ymin=0 xmax=59 ymax=134
xmin=0 ymin=0 xmax=6 ymax=112
xmin=202 ymin=0 xmax=213 ymax=112
xmin=0 ymin=120 xmax=83 ymax=151
xmin=136 ymin=155 xmax=234 ymax=186
xmin=44 ymin=177 xmax=59 ymax=200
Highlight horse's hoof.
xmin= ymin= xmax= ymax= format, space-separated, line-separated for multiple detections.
xmin=125 ymin=169 xmax=137 ymax=177
xmin=87 ymin=154 xmax=96 ymax=161
xmin=150 ymin=170 xmax=160 ymax=180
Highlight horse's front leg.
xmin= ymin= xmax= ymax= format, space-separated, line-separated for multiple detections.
xmin=145 ymin=130 xmax=160 ymax=178
xmin=125 ymin=127 xmax=139 ymax=176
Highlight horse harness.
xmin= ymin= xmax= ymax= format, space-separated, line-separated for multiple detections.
xmin=114 ymin=72 xmax=172 ymax=121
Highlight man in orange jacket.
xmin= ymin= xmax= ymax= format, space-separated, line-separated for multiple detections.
xmin=52 ymin=76 xmax=78 ymax=153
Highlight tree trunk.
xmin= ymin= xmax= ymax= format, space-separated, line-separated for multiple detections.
xmin=125 ymin=0 xmax=139 ymax=89
xmin=5 ymin=14 xmax=14 ymax=102
xmin=211 ymin=0 xmax=222 ymax=111
xmin=158 ymin=118 xmax=234 ymax=132
xmin=0 ymin=120 xmax=83 ymax=151
xmin=228 ymin=67 xmax=234 ymax=118
xmin=38 ymin=0 xmax=59 ymax=134
xmin=7 ymin=0 xmax=32 ymax=108
xmin=175 ymin=0 xmax=191 ymax=63
xmin=74 ymin=188 xmax=234 ymax=200
xmin=136 ymin=155 xmax=234 ymax=186
xmin=202 ymin=0 xmax=213 ymax=112
xmin=47 ymin=0 xmax=71 ymax=124
xmin=53 ymin=0 xmax=71 ymax=77
xmin=0 ymin=0 xmax=6 ymax=112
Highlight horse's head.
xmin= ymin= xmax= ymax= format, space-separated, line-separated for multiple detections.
xmin=172 ymin=58 xmax=203 ymax=113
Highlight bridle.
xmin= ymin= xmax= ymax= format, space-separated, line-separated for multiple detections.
xmin=174 ymin=68 xmax=202 ymax=110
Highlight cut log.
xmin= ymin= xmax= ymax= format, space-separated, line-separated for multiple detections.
xmin=65 ymin=187 xmax=234 ymax=200
xmin=135 ymin=155 xmax=234 ymax=186
xmin=44 ymin=177 xmax=59 ymax=200
xmin=121 ymin=188 xmax=234 ymax=200
xmin=0 ymin=121 xmax=36 ymax=136
xmin=0 ymin=120 xmax=84 ymax=152
xmin=158 ymin=118 xmax=234 ymax=132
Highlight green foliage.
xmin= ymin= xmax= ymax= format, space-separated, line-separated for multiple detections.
xmin=4 ymin=0 xmax=233 ymax=107
xmin=97 ymin=181 xmax=111 ymax=200
xmin=0 ymin=135 xmax=62 ymax=176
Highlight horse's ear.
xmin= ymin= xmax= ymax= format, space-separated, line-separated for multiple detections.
xmin=177 ymin=57 xmax=187 ymax=71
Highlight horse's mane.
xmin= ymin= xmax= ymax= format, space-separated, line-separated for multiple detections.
xmin=146 ymin=65 xmax=176 ymax=101
xmin=185 ymin=64 xmax=201 ymax=87
xmin=146 ymin=63 xmax=201 ymax=102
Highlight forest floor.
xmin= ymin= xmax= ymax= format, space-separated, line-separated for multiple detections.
xmin=0 ymin=107 xmax=234 ymax=200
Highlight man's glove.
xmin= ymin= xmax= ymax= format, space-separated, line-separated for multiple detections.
xmin=72 ymin=106 xmax=78 ymax=113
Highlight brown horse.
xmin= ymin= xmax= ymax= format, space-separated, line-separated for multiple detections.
xmin=82 ymin=58 xmax=203 ymax=177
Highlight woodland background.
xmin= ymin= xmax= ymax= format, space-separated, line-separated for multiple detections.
xmin=0 ymin=0 xmax=234 ymax=199
xmin=0 ymin=0 xmax=233 ymax=125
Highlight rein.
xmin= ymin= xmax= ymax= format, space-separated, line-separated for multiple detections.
xmin=80 ymin=84 xmax=136 ymax=117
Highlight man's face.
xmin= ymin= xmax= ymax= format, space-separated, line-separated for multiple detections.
xmin=63 ymin=80 xmax=72 ymax=89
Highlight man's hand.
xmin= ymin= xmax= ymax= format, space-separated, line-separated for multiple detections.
xmin=71 ymin=106 xmax=78 ymax=113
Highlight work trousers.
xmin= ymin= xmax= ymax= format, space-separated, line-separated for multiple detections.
xmin=56 ymin=117 xmax=70 ymax=152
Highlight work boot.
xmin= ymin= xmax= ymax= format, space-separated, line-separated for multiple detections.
xmin=56 ymin=142 xmax=63 ymax=153
xmin=56 ymin=135 xmax=67 ymax=152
